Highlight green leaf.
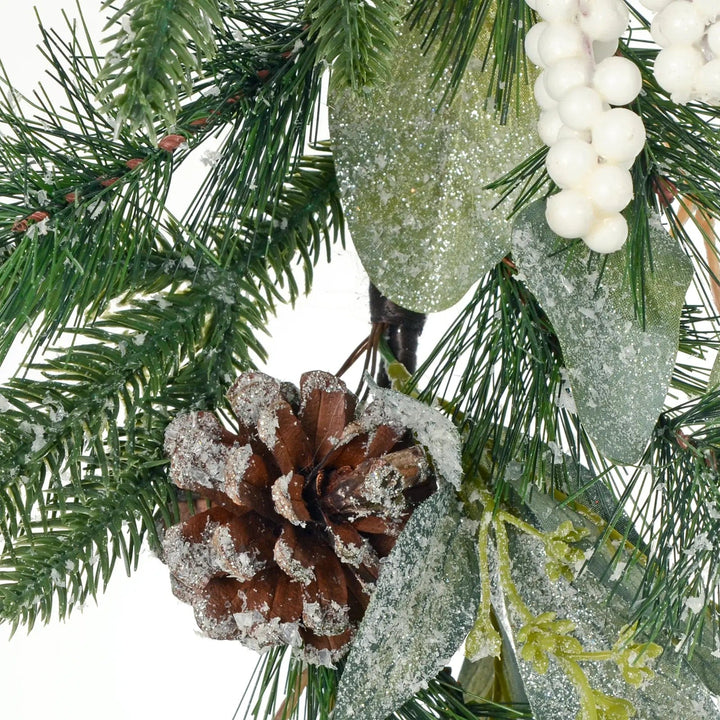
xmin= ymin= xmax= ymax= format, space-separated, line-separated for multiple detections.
xmin=503 ymin=474 xmax=720 ymax=717
xmin=334 ymin=482 xmax=481 ymax=720
xmin=329 ymin=21 xmax=538 ymax=312
xmin=511 ymin=201 xmax=693 ymax=464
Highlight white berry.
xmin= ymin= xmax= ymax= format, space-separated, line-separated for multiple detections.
xmin=591 ymin=108 xmax=646 ymax=164
xmin=546 ymin=138 xmax=599 ymax=188
xmin=583 ymin=213 xmax=628 ymax=253
xmin=544 ymin=57 xmax=593 ymax=100
xmin=535 ymin=0 xmax=580 ymax=22
xmin=546 ymin=190 xmax=595 ymax=238
xmin=538 ymin=21 xmax=587 ymax=66
xmin=534 ymin=73 xmax=558 ymax=109
xmin=525 ymin=22 xmax=548 ymax=67
xmin=593 ymin=38 xmax=620 ymax=61
xmin=639 ymin=0 xmax=673 ymax=10
xmin=707 ymin=21 xmax=720 ymax=55
xmin=537 ymin=109 xmax=564 ymax=145
xmin=654 ymin=45 xmax=705 ymax=101
xmin=593 ymin=56 xmax=643 ymax=106
xmin=656 ymin=1 xmax=706 ymax=45
xmin=557 ymin=125 xmax=592 ymax=142
xmin=578 ymin=0 xmax=629 ymax=42
xmin=558 ymin=86 xmax=605 ymax=129
xmin=696 ymin=58 xmax=720 ymax=99
xmin=583 ymin=164 xmax=634 ymax=213
xmin=692 ymin=0 xmax=720 ymax=22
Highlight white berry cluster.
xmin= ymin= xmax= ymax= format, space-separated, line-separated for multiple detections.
xmin=642 ymin=0 xmax=720 ymax=102
xmin=524 ymin=0 xmax=645 ymax=253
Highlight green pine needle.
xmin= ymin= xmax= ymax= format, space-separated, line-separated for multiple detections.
xmin=406 ymin=0 xmax=535 ymax=118
xmin=97 ymin=0 xmax=227 ymax=141
xmin=306 ymin=0 xmax=402 ymax=89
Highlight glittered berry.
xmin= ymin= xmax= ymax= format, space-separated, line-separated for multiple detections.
xmin=583 ymin=213 xmax=628 ymax=253
xmin=583 ymin=164 xmax=634 ymax=213
xmin=537 ymin=22 xmax=587 ymax=66
xmin=578 ymin=0 xmax=629 ymax=42
xmin=591 ymin=108 xmax=646 ymax=165
xmin=593 ymin=56 xmax=643 ymax=106
xmin=525 ymin=22 xmax=549 ymax=67
xmin=655 ymin=1 xmax=706 ymax=46
xmin=537 ymin=109 xmax=564 ymax=145
xmin=653 ymin=45 xmax=705 ymax=101
xmin=546 ymin=189 xmax=595 ymax=238
xmin=558 ymin=86 xmax=605 ymax=130
xmin=544 ymin=57 xmax=593 ymax=100
xmin=546 ymin=138 xmax=598 ymax=188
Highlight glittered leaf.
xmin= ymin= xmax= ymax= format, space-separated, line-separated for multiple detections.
xmin=365 ymin=381 xmax=462 ymax=489
xmin=334 ymin=483 xmax=481 ymax=720
xmin=497 ymin=481 xmax=720 ymax=719
xmin=708 ymin=351 xmax=720 ymax=390
xmin=328 ymin=22 xmax=538 ymax=312
xmin=511 ymin=201 xmax=693 ymax=463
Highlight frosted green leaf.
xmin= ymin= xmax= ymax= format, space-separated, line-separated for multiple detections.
xmin=334 ymin=482 xmax=481 ymax=720
xmin=511 ymin=201 xmax=693 ymax=464
xmin=708 ymin=352 xmax=720 ymax=390
xmin=499 ymin=477 xmax=720 ymax=718
xmin=367 ymin=380 xmax=462 ymax=488
xmin=328 ymin=22 xmax=538 ymax=313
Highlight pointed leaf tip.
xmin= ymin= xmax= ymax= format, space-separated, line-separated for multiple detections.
xmin=511 ymin=201 xmax=692 ymax=463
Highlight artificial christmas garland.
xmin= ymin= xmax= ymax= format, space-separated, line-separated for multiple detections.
xmin=1 ymin=1 xmax=720 ymax=719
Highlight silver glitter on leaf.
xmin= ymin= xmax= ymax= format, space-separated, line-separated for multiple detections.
xmin=511 ymin=201 xmax=693 ymax=463
xmin=495 ymin=488 xmax=720 ymax=719
xmin=334 ymin=482 xmax=481 ymax=720
xmin=328 ymin=22 xmax=538 ymax=313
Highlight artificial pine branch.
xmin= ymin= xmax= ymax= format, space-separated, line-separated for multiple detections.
xmin=0 ymin=140 xmax=343 ymax=627
xmin=97 ymin=0 xmax=227 ymax=141
xmin=305 ymin=0 xmax=402 ymax=89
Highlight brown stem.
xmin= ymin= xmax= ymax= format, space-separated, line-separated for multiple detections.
xmin=368 ymin=283 xmax=426 ymax=388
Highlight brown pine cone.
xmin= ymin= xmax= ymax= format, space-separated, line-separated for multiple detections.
xmin=162 ymin=370 xmax=436 ymax=666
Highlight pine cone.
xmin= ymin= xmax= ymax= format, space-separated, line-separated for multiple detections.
xmin=162 ymin=370 xmax=436 ymax=666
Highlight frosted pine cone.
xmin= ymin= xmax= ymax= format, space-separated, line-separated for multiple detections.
xmin=162 ymin=370 xmax=436 ymax=666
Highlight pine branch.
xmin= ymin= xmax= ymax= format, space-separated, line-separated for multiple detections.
xmin=306 ymin=0 xmax=402 ymax=89
xmin=0 ymin=8 xmax=335 ymax=366
xmin=584 ymin=394 xmax=720 ymax=652
xmin=412 ymin=262 xmax=569 ymax=498
xmin=0 ymin=143 xmax=342 ymax=626
xmin=97 ymin=0 xmax=226 ymax=141
xmin=179 ymin=17 xmax=327 ymax=260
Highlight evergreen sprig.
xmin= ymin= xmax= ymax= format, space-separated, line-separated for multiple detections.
xmin=0 ymin=140 xmax=343 ymax=627
xmin=179 ymin=14 xmax=327 ymax=259
xmin=97 ymin=0 xmax=226 ymax=140
xmin=413 ymin=262 xmax=568 ymax=499
xmin=306 ymin=0 xmax=402 ymax=89
xmin=233 ymin=648 xmax=531 ymax=720
xmin=0 ymin=5 xmax=336 ymax=367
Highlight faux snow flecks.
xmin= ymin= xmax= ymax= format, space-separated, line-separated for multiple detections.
xmin=494 ymin=492 xmax=720 ymax=720
xmin=524 ymin=0 xmax=645 ymax=253
xmin=512 ymin=201 xmax=693 ymax=463
xmin=162 ymin=370 xmax=438 ymax=666
xmin=645 ymin=0 xmax=720 ymax=102
xmin=334 ymin=483 xmax=481 ymax=720
xmin=328 ymin=22 xmax=537 ymax=313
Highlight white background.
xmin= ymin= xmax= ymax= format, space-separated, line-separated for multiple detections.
xmin=0 ymin=3 xmax=457 ymax=718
